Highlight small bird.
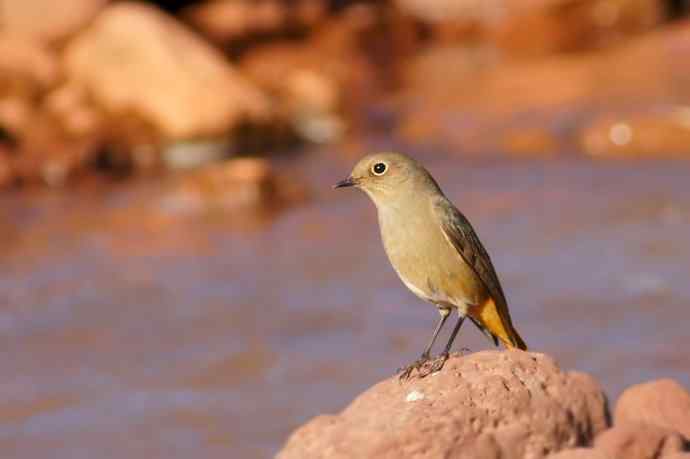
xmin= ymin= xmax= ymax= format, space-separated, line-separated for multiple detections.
xmin=335 ymin=152 xmax=527 ymax=379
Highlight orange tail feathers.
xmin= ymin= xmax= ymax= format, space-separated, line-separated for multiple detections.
xmin=471 ymin=297 xmax=528 ymax=351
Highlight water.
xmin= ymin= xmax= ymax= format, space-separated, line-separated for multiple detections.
xmin=1 ymin=153 xmax=689 ymax=458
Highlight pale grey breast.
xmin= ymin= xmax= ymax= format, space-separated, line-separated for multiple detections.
xmin=377 ymin=196 xmax=482 ymax=310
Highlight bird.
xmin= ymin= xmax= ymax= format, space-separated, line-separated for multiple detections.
xmin=334 ymin=152 xmax=527 ymax=379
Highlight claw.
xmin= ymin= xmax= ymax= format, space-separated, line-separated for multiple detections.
xmin=425 ymin=352 xmax=450 ymax=375
xmin=397 ymin=354 xmax=431 ymax=381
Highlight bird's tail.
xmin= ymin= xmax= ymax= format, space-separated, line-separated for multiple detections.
xmin=471 ymin=297 xmax=528 ymax=351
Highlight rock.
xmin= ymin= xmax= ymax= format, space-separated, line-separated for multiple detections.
xmin=12 ymin=111 xmax=103 ymax=186
xmin=161 ymin=158 xmax=306 ymax=214
xmin=0 ymin=0 xmax=107 ymax=44
xmin=0 ymin=96 xmax=33 ymax=138
xmin=0 ymin=148 xmax=14 ymax=188
xmin=240 ymin=5 xmax=377 ymax=143
xmin=183 ymin=0 xmax=326 ymax=45
xmin=395 ymin=21 xmax=690 ymax=156
xmin=0 ymin=37 xmax=59 ymax=91
xmin=502 ymin=128 xmax=560 ymax=158
xmin=614 ymin=379 xmax=690 ymax=438
xmin=594 ymin=422 xmax=685 ymax=459
xmin=161 ymin=139 xmax=231 ymax=170
xmin=278 ymin=351 xmax=610 ymax=459
xmin=547 ymin=448 xmax=612 ymax=459
xmin=44 ymin=84 xmax=103 ymax=137
xmin=62 ymin=2 xmax=271 ymax=141
xmin=394 ymin=0 xmax=665 ymax=55
xmin=489 ymin=0 xmax=665 ymax=56
xmin=581 ymin=109 xmax=690 ymax=159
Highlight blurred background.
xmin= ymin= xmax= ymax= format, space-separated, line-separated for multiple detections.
xmin=1 ymin=0 xmax=690 ymax=457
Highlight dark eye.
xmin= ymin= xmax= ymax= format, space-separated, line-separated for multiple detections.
xmin=372 ymin=162 xmax=387 ymax=175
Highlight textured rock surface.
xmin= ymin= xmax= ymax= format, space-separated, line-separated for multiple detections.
xmin=278 ymin=350 xmax=610 ymax=459
xmin=547 ymin=448 xmax=613 ymax=459
xmin=615 ymin=379 xmax=690 ymax=438
xmin=594 ymin=422 xmax=685 ymax=459
xmin=62 ymin=2 xmax=270 ymax=140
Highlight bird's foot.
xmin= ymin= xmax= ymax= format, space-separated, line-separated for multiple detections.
xmin=423 ymin=347 xmax=472 ymax=376
xmin=425 ymin=352 xmax=449 ymax=375
xmin=397 ymin=353 xmax=432 ymax=381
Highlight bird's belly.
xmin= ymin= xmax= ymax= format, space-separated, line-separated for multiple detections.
xmin=380 ymin=214 xmax=485 ymax=310
xmin=394 ymin=262 xmax=482 ymax=314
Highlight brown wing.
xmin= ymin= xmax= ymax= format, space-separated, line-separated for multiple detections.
xmin=432 ymin=196 xmax=525 ymax=349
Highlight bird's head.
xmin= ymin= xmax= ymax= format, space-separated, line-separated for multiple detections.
xmin=334 ymin=152 xmax=440 ymax=207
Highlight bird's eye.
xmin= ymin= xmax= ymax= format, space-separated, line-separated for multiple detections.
xmin=372 ymin=162 xmax=387 ymax=176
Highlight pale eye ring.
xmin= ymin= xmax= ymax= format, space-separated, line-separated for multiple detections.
xmin=372 ymin=162 xmax=387 ymax=176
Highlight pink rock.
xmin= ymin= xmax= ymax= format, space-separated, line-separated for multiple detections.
xmin=594 ymin=422 xmax=684 ymax=459
xmin=0 ymin=0 xmax=107 ymax=44
xmin=394 ymin=0 xmax=663 ymax=54
xmin=62 ymin=2 xmax=271 ymax=140
xmin=615 ymin=379 xmax=690 ymax=438
xmin=278 ymin=351 xmax=610 ymax=459
xmin=0 ymin=37 xmax=59 ymax=90
xmin=183 ymin=0 xmax=326 ymax=44
xmin=547 ymin=448 xmax=612 ymax=459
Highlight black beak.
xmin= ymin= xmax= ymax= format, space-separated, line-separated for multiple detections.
xmin=333 ymin=177 xmax=356 ymax=189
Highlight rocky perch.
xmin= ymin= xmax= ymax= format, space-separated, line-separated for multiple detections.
xmin=277 ymin=351 xmax=690 ymax=459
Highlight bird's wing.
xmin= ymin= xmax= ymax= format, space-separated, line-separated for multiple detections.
xmin=431 ymin=196 xmax=514 ymax=331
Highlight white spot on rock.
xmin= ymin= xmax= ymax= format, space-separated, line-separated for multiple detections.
xmin=406 ymin=390 xmax=425 ymax=402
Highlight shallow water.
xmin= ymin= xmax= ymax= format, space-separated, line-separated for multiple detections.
xmin=1 ymin=153 xmax=689 ymax=458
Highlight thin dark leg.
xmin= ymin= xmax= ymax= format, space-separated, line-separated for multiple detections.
xmin=398 ymin=310 xmax=449 ymax=380
xmin=442 ymin=316 xmax=465 ymax=355
xmin=428 ymin=316 xmax=466 ymax=374
xmin=422 ymin=310 xmax=450 ymax=358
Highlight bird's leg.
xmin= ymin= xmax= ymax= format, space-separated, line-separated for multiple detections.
xmin=398 ymin=309 xmax=449 ymax=381
xmin=428 ymin=315 xmax=466 ymax=374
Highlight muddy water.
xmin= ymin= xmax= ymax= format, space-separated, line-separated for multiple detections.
xmin=1 ymin=153 xmax=689 ymax=458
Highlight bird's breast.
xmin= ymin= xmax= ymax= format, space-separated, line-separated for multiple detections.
xmin=377 ymin=202 xmax=484 ymax=308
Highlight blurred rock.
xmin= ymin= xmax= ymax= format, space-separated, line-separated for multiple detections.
xmin=0 ymin=147 xmax=14 ymax=188
xmin=594 ymin=422 xmax=685 ymax=459
xmin=614 ymin=379 xmax=690 ymax=438
xmin=503 ymin=128 xmax=560 ymax=158
xmin=0 ymin=96 xmax=33 ymax=138
xmin=183 ymin=0 xmax=326 ymax=45
xmin=396 ymin=21 xmax=690 ymax=155
xmin=0 ymin=37 xmax=59 ymax=92
xmin=12 ymin=111 xmax=103 ymax=186
xmin=161 ymin=158 xmax=306 ymax=214
xmin=278 ymin=351 xmax=610 ymax=459
xmin=547 ymin=448 xmax=612 ymax=459
xmin=241 ymin=5 xmax=378 ymax=143
xmin=491 ymin=0 xmax=665 ymax=56
xmin=581 ymin=108 xmax=690 ymax=158
xmin=62 ymin=2 xmax=271 ymax=141
xmin=44 ymin=84 xmax=102 ymax=137
xmin=0 ymin=0 xmax=107 ymax=44
xmin=161 ymin=139 xmax=231 ymax=170
xmin=395 ymin=0 xmax=665 ymax=55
